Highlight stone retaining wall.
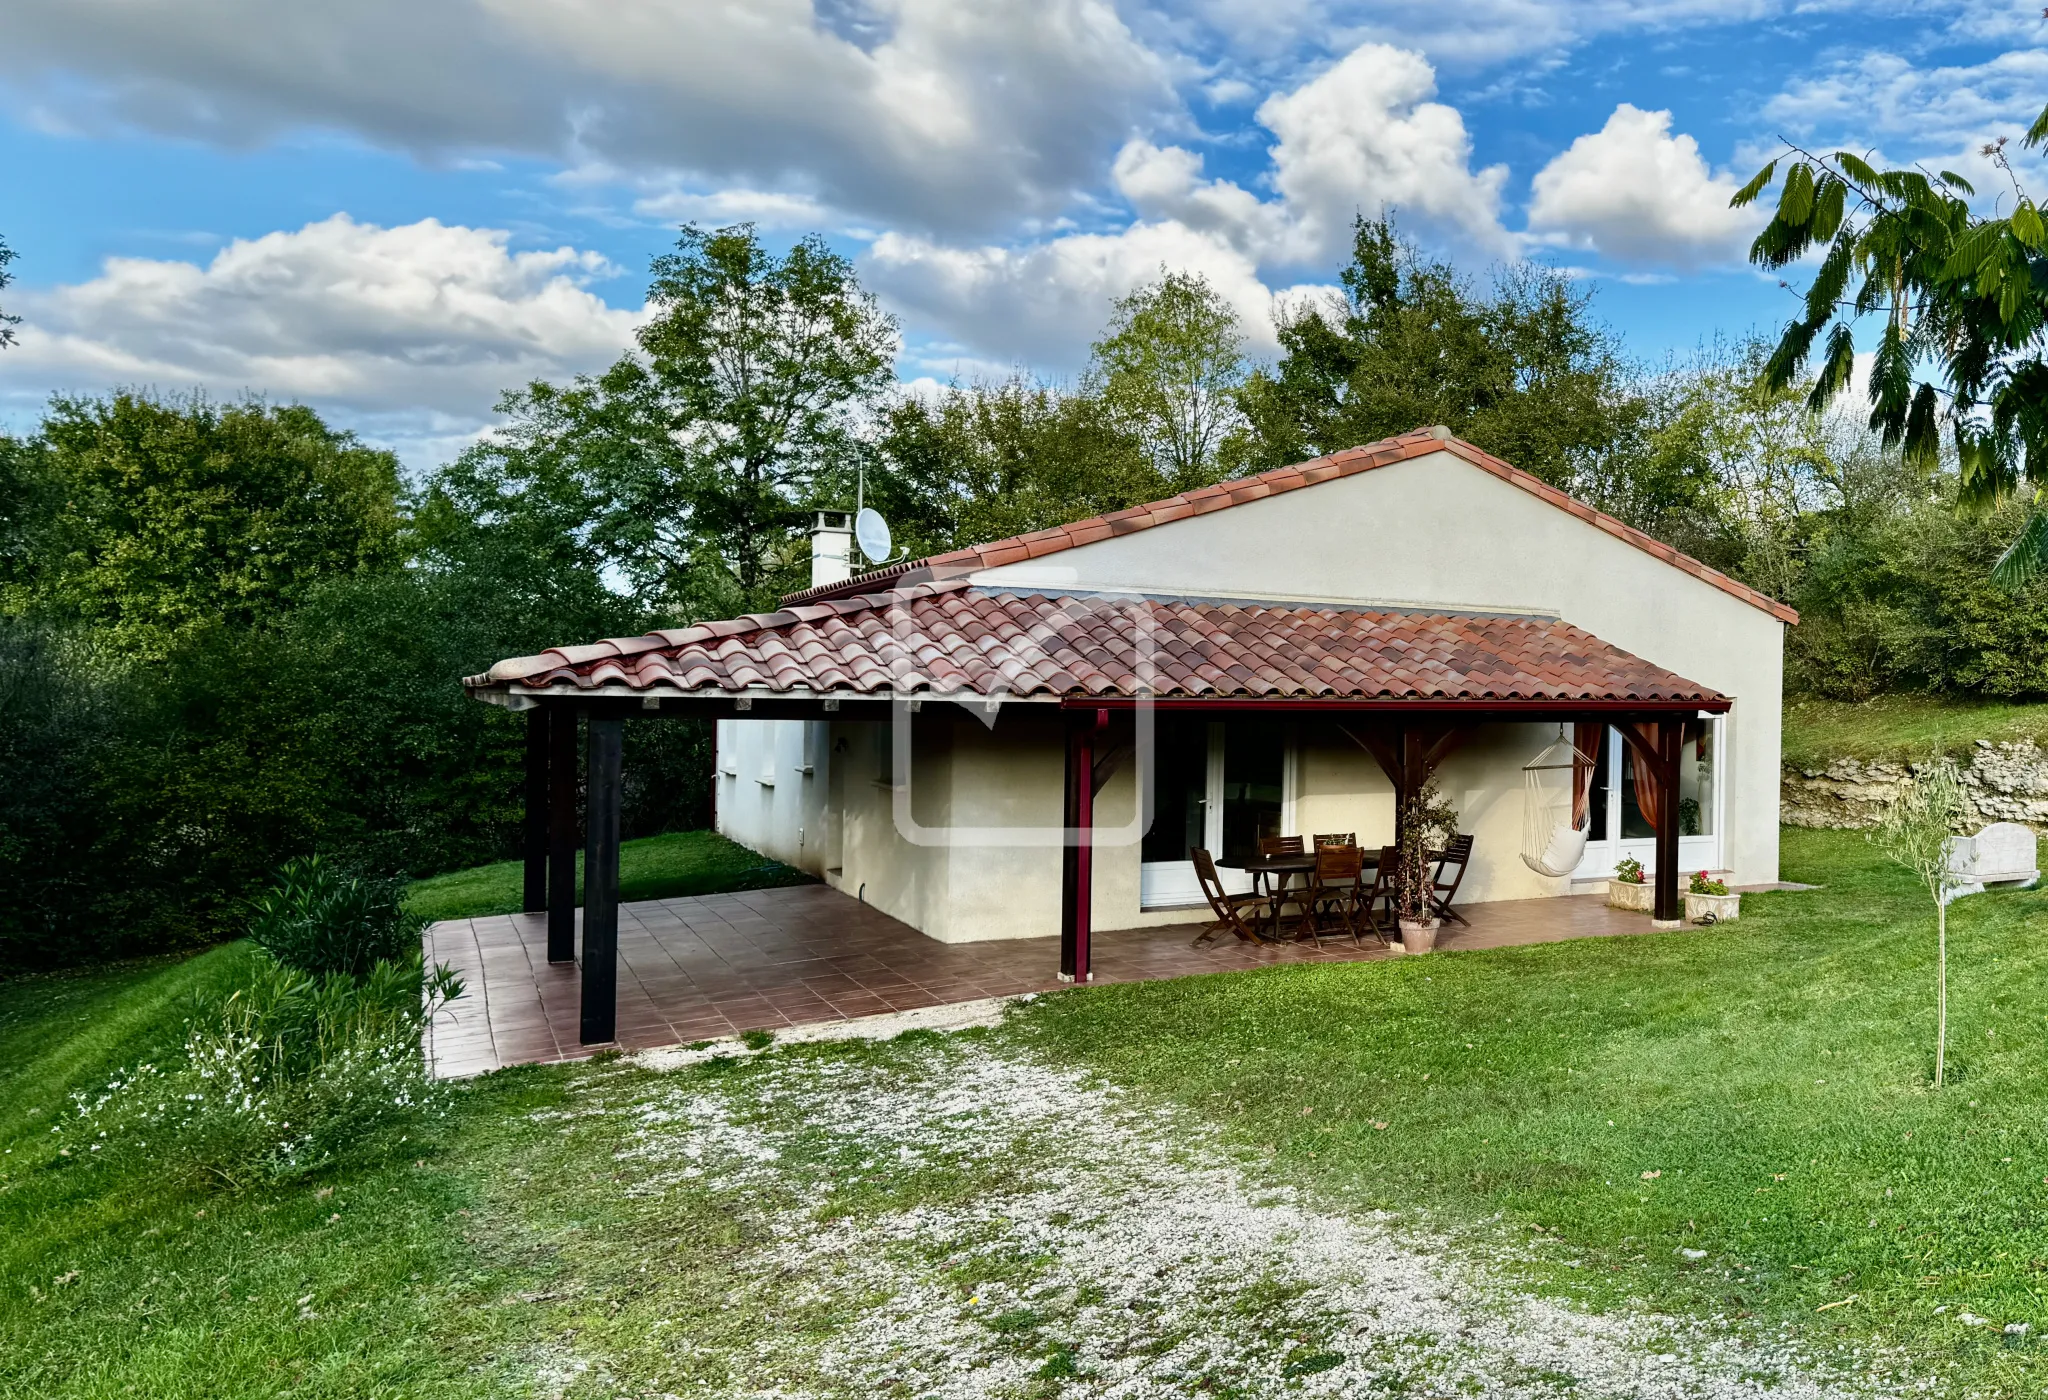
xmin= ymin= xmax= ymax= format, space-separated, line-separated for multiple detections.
xmin=1782 ymin=739 xmax=2048 ymax=830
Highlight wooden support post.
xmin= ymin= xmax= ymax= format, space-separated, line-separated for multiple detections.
xmin=1653 ymin=720 xmax=1682 ymax=927
xmin=1060 ymin=709 xmax=1107 ymax=983
xmin=546 ymin=707 xmax=579 ymax=964
xmin=522 ymin=708 xmax=550 ymax=913
xmin=580 ymin=716 xmax=623 ymax=1045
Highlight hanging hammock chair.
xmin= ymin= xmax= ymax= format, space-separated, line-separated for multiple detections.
xmin=1520 ymin=726 xmax=1597 ymax=878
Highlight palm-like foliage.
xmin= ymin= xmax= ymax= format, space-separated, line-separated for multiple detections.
xmin=1735 ymin=110 xmax=2048 ymax=587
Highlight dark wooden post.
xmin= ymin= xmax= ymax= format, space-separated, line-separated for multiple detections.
xmin=580 ymin=716 xmax=623 ymax=1045
xmin=1060 ymin=709 xmax=1106 ymax=983
xmin=547 ymin=706 xmax=579 ymax=963
xmin=1652 ymin=719 xmax=1683 ymax=927
xmin=522 ymin=708 xmax=550 ymax=913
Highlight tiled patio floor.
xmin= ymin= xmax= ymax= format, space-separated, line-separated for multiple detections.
xmin=425 ymin=883 xmax=1661 ymax=1077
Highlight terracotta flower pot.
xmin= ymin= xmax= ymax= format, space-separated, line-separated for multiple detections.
xmin=1685 ymin=891 xmax=1740 ymax=923
xmin=1607 ymin=879 xmax=1655 ymax=912
xmin=1397 ymin=918 xmax=1440 ymax=954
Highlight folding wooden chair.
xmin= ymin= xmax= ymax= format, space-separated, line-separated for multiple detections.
xmin=1358 ymin=845 xmax=1400 ymax=945
xmin=1258 ymin=834 xmax=1311 ymax=934
xmin=1300 ymin=843 xmax=1366 ymax=947
xmin=1427 ymin=833 xmax=1474 ymax=927
xmin=1191 ymin=847 xmax=1270 ymax=947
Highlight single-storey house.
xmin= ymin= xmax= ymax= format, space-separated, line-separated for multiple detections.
xmin=466 ymin=426 xmax=1795 ymax=1043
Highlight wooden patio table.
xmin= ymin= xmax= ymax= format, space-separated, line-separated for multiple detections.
xmin=1228 ymin=850 xmax=1378 ymax=940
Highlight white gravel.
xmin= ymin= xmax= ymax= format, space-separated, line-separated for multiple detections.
xmin=598 ymin=1034 xmax=1919 ymax=1399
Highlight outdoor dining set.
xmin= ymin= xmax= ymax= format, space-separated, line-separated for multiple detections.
xmin=1191 ymin=833 xmax=1473 ymax=948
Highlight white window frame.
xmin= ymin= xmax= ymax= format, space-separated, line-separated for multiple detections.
xmin=1569 ymin=716 xmax=1725 ymax=881
xmin=1140 ymin=720 xmax=1277 ymax=910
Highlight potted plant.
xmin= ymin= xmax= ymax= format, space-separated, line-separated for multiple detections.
xmin=1606 ymin=856 xmax=1655 ymax=912
xmin=1393 ymin=780 xmax=1459 ymax=954
xmin=1684 ymin=870 xmax=1739 ymax=923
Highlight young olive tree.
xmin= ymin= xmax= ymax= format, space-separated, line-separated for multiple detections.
xmin=1872 ymin=756 xmax=1967 ymax=1087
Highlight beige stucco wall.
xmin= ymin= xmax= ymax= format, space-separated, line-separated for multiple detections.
xmin=970 ymin=447 xmax=1786 ymax=890
xmin=716 ymin=449 xmax=1785 ymax=942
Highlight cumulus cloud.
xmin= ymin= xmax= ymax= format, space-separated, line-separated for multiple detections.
xmin=1258 ymin=42 xmax=1509 ymax=259
xmin=0 ymin=0 xmax=1171 ymax=237
xmin=866 ymin=37 xmax=1504 ymax=367
xmin=866 ymin=223 xmax=1341 ymax=372
xmin=0 ymin=215 xmax=642 ymax=465
xmin=1525 ymin=104 xmax=1761 ymax=269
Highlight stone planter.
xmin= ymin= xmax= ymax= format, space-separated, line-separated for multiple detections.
xmin=1606 ymin=879 xmax=1654 ymax=912
xmin=1397 ymin=918 xmax=1440 ymax=954
xmin=1685 ymin=891 xmax=1741 ymax=923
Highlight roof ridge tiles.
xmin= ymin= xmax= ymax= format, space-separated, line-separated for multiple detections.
xmin=777 ymin=425 xmax=1797 ymax=624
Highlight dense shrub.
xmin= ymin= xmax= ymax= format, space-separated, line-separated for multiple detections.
xmin=61 ymin=953 xmax=461 ymax=1187
xmin=247 ymin=856 xmax=426 ymax=979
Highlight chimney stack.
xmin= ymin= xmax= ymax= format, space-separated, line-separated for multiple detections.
xmin=810 ymin=511 xmax=853 ymax=587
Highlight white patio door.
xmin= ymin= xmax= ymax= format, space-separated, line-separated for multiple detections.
xmin=1569 ymin=718 xmax=1725 ymax=881
xmin=1140 ymin=718 xmax=1294 ymax=909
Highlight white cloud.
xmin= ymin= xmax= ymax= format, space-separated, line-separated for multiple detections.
xmin=1764 ymin=47 xmax=2048 ymax=155
xmin=0 ymin=214 xmax=642 ymax=466
xmin=1525 ymin=104 xmax=1761 ymax=269
xmin=0 ymin=0 xmax=1172 ymax=237
xmin=863 ymin=37 xmax=1502 ymax=368
xmin=1113 ymin=44 xmax=1509 ymax=266
xmin=1257 ymin=42 xmax=1510 ymax=259
xmin=866 ymin=223 xmax=1337 ymax=371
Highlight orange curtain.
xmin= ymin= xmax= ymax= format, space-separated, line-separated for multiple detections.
xmin=1628 ymin=726 xmax=1662 ymax=832
xmin=1571 ymin=722 xmax=1600 ymax=829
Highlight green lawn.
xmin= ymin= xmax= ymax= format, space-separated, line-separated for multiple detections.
xmin=1784 ymin=693 xmax=2048 ymax=768
xmin=6 ymin=828 xmax=2048 ymax=1395
xmin=405 ymin=828 xmax=808 ymax=923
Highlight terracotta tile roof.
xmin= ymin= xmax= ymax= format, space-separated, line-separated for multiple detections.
xmin=779 ymin=425 xmax=1799 ymax=625
xmin=469 ymin=581 xmax=1727 ymax=706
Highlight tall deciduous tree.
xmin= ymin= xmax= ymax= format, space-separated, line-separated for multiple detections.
xmin=873 ymin=377 xmax=1159 ymax=557
xmin=1731 ymin=111 xmax=2048 ymax=587
xmin=461 ymin=225 xmax=898 ymax=618
xmin=1236 ymin=217 xmax=1642 ymax=489
xmin=1089 ymin=271 xmax=1248 ymax=492
xmin=21 ymin=394 xmax=404 ymax=658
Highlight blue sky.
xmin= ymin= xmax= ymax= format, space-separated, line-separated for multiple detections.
xmin=2 ymin=1 xmax=2043 ymax=468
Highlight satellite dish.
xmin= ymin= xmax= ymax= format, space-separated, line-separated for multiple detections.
xmin=854 ymin=507 xmax=893 ymax=564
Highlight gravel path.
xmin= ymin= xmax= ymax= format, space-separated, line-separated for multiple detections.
xmin=606 ymin=1033 xmax=1904 ymax=1399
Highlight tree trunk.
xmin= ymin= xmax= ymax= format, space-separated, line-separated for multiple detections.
xmin=1935 ymin=896 xmax=1948 ymax=1089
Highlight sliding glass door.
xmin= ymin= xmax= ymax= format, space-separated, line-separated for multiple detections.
xmin=1570 ymin=718 xmax=1724 ymax=880
xmin=1140 ymin=717 xmax=1289 ymax=908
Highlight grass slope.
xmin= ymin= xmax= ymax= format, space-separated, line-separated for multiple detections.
xmin=1025 ymin=828 xmax=2048 ymax=1392
xmin=5 ymin=829 xmax=2048 ymax=1396
xmin=1784 ymin=694 xmax=2048 ymax=768
xmin=405 ymin=828 xmax=807 ymax=923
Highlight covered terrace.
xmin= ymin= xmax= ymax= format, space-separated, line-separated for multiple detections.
xmin=463 ymin=580 xmax=1730 ymax=1047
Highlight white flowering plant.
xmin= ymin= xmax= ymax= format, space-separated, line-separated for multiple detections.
xmin=62 ymin=953 xmax=462 ymax=1187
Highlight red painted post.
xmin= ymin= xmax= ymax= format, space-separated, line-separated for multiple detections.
xmin=1653 ymin=721 xmax=1682 ymax=926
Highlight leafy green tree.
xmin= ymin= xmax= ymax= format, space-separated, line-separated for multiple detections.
xmin=1089 ymin=271 xmax=1248 ymax=492
xmin=1236 ymin=217 xmax=1642 ymax=489
xmin=467 ymin=225 xmax=897 ymax=618
xmin=873 ymin=377 xmax=1161 ymax=557
xmin=0 ymin=235 xmax=18 ymax=349
xmin=20 ymin=394 xmax=404 ymax=658
xmin=1732 ymin=112 xmax=2048 ymax=586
